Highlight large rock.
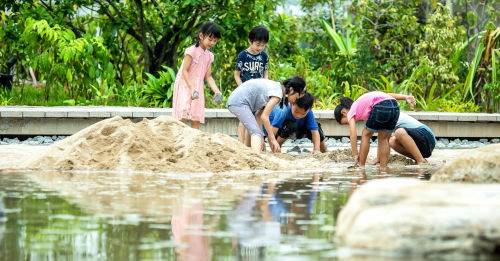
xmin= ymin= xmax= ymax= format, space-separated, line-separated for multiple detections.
xmin=335 ymin=178 xmax=500 ymax=259
xmin=431 ymin=144 xmax=500 ymax=183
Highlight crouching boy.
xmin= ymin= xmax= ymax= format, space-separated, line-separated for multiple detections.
xmin=264 ymin=93 xmax=327 ymax=154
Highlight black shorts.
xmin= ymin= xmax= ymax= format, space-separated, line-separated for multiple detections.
xmin=277 ymin=120 xmax=325 ymax=142
xmin=404 ymin=126 xmax=436 ymax=158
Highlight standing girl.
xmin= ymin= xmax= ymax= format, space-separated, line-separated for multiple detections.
xmin=172 ymin=22 xmax=223 ymax=129
xmin=334 ymin=91 xmax=415 ymax=168
xmin=226 ymin=76 xmax=307 ymax=153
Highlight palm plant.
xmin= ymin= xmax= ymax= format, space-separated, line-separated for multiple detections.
xmin=463 ymin=24 xmax=500 ymax=112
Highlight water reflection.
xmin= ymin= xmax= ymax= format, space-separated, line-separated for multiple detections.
xmin=172 ymin=201 xmax=218 ymax=261
xmin=0 ymin=166 xmax=438 ymax=261
xmin=0 ymin=195 xmax=5 ymax=246
xmin=228 ymin=173 xmax=336 ymax=260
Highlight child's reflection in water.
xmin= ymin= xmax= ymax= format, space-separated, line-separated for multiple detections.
xmin=228 ymin=173 xmax=321 ymax=260
xmin=171 ymin=202 xmax=217 ymax=261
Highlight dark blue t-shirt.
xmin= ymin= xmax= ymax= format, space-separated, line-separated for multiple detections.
xmin=235 ymin=50 xmax=268 ymax=83
xmin=263 ymin=104 xmax=319 ymax=136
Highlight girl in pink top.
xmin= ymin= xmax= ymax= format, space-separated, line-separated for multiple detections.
xmin=334 ymin=91 xmax=415 ymax=168
xmin=172 ymin=22 xmax=223 ymax=129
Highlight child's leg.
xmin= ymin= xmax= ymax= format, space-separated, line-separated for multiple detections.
xmin=320 ymin=141 xmax=327 ymax=153
xmin=244 ymin=130 xmax=251 ymax=147
xmin=277 ymin=136 xmax=286 ymax=146
xmin=228 ymin=105 xmax=264 ymax=152
xmin=250 ymin=135 xmax=264 ymax=152
xmin=390 ymin=128 xmax=426 ymax=164
xmin=238 ymin=122 xmax=246 ymax=143
xmin=368 ymin=145 xmax=381 ymax=165
xmin=359 ymin=128 xmax=374 ymax=167
xmin=377 ymin=131 xmax=392 ymax=168
xmin=191 ymin=121 xmax=200 ymax=129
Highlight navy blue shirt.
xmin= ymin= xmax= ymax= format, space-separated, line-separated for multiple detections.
xmin=263 ymin=104 xmax=319 ymax=136
xmin=235 ymin=50 xmax=268 ymax=83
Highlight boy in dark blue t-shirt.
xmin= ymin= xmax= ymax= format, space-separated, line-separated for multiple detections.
xmin=234 ymin=25 xmax=269 ymax=85
xmin=234 ymin=25 xmax=269 ymax=145
xmin=264 ymin=93 xmax=327 ymax=154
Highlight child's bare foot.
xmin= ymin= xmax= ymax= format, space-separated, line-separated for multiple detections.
xmin=367 ymin=159 xmax=379 ymax=165
xmin=416 ymin=159 xmax=428 ymax=165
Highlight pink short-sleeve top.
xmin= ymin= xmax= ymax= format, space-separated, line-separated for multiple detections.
xmin=347 ymin=91 xmax=395 ymax=121
xmin=178 ymin=45 xmax=214 ymax=85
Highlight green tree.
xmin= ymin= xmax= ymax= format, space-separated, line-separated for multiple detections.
xmin=411 ymin=4 xmax=464 ymax=99
xmin=354 ymin=0 xmax=422 ymax=84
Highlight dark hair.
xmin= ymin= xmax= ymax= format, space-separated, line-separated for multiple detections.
xmin=294 ymin=92 xmax=314 ymax=110
xmin=334 ymin=97 xmax=354 ymax=124
xmin=248 ymin=25 xmax=269 ymax=43
xmin=280 ymin=76 xmax=306 ymax=109
xmin=196 ymin=22 xmax=221 ymax=47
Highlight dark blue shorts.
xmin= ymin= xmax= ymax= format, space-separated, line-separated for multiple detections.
xmin=365 ymin=99 xmax=400 ymax=133
xmin=277 ymin=121 xmax=325 ymax=142
xmin=404 ymin=126 xmax=436 ymax=158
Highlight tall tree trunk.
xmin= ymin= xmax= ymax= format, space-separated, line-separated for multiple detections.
xmin=134 ymin=0 xmax=152 ymax=77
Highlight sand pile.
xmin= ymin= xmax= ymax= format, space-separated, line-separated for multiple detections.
xmin=28 ymin=116 xmax=288 ymax=173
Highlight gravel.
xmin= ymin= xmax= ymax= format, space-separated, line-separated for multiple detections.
xmin=1 ymin=135 xmax=499 ymax=149
xmin=1 ymin=136 xmax=67 ymax=145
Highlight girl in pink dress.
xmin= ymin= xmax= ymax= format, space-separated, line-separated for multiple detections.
xmin=172 ymin=22 xmax=222 ymax=129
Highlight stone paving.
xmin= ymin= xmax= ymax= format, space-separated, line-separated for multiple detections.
xmin=1 ymin=106 xmax=500 ymax=121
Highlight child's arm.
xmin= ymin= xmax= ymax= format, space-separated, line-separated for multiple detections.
xmin=348 ymin=118 xmax=359 ymax=163
xmin=261 ymin=97 xmax=281 ymax=153
xmin=182 ymin=55 xmax=195 ymax=96
xmin=234 ymin=70 xmax=243 ymax=86
xmin=311 ymin=130 xmax=321 ymax=153
xmin=264 ymin=70 xmax=268 ymax=79
xmin=205 ymin=64 xmax=221 ymax=94
xmin=388 ymin=93 xmax=415 ymax=108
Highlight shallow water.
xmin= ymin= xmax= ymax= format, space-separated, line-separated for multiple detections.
xmin=0 ymin=166 xmax=436 ymax=260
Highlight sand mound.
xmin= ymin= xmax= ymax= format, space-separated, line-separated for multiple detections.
xmin=28 ymin=116 xmax=288 ymax=173
xmin=303 ymin=148 xmax=353 ymax=162
xmin=388 ymin=154 xmax=415 ymax=165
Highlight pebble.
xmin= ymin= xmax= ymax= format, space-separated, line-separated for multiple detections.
xmin=0 ymin=136 xmax=67 ymax=145
xmin=0 ymin=135 xmax=496 ymax=150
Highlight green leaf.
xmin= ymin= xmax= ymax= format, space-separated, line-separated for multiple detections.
xmin=66 ymin=69 xmax=72 ymax=83
xmin=321 ymin=19 xmax=347 ymax=53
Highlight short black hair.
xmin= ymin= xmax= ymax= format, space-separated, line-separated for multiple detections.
xmin=294 ymin=92 xmax=314 ymax=110
xmin=248 ymin=25 xmax=269 ymax=43
xmin=334 ymin=97 xmax=354 ymax=124
xmin=196 ymin=22 xmax=221 ymax=47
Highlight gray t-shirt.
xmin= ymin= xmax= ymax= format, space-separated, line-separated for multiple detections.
xmin=226 ymin=78 xmax=283 ymax=112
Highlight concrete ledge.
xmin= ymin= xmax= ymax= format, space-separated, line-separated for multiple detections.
xmin=1 ymin=106 xmax=500 ymax=138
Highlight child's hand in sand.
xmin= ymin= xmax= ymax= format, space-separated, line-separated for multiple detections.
xmin=269 ymin=139 xmax=281 ymax=153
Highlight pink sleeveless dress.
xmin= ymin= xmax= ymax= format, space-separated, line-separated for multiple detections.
xmin=172 ymin=45 xmax=214 ymax=123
